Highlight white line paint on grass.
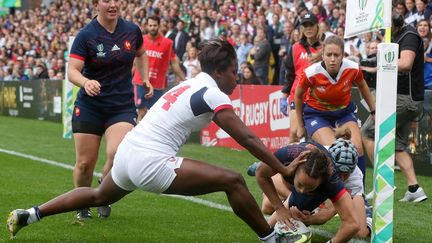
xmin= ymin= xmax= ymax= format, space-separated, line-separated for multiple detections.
xmin=0 ymin=148 xmax=367 ymax=243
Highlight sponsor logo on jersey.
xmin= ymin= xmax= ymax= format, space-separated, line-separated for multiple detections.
xmin=300 ymin=52 xmax=309 ymax=59
xmin=317 ymin=86 xmax=326 ymax=93
xmin=146 ymin=50 xmax=164 ymax=59
xmin=96 ymin=43 xmax=106 ymax=58
xmin=124 ymin=41 xmax=132 ymax=50
xmin=111 ymin=44 xmax=120 ymax=51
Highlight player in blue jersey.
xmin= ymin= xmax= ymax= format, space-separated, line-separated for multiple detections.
xmin=256 ymin=131 xmax=364 ymax=242
xmin=7 ymin=39 xmax=297 ymax=242
xmin=66 ymin=0 xmax=153 ymax=219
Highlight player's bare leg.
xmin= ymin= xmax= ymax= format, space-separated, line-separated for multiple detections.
xmin=7 ymin=172 xmax=130 ymax=239
xmin=164 ymin=158 xmax=274 ymax=240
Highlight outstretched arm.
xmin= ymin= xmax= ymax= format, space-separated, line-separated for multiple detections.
xmin=213 ymin=108 xmax=293 ymax=227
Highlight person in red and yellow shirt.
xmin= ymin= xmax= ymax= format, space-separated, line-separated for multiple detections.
xmin=295 ymin=35 xmax=375 ymax=179
xmin=133 ymin=15 xmax=185 ymax=121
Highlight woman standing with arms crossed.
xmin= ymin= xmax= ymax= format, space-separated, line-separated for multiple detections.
xmin=295 ymin=35 xmax=375 ymax=180
xmin=67 ymin=0 xmax=153 ymax=219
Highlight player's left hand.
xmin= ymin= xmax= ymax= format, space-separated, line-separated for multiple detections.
xmin=144 ymin=81 xmax=154 ymax=98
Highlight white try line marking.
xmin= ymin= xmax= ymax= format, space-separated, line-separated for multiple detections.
xmin=0 ymin=148 xmax=366 ymax=243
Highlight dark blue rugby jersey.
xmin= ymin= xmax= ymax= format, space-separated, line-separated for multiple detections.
xmin=70 ymin=18 xmax=143 ymax=109
xmin=274 ymin=143 xmax=347 ymax=212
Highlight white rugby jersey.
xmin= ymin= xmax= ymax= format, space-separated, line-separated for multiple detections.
xmin=344 ymin=166 xmax=364 ymax=197
xmin=125 ymin=72 xmax=233 ymax=156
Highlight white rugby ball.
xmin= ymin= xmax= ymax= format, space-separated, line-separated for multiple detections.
xmin=275 ymin=219 xmax=311 ymax=243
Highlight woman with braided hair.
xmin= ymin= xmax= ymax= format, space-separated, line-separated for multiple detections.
xmin=254 ymin=127 xmax=370 ymax=242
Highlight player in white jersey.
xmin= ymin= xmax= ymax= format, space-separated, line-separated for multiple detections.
xmin=7 ymin=39 xmax=294 ymax=242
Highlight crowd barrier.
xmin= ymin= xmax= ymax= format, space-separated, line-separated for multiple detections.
xmin=0 ymin=79 xmax=62 ymax=122
xmin=1 ymin=80 xmax=431 ymax=176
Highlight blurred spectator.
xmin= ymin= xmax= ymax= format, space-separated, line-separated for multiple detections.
xmin=34 ymin=63 xmax=49 ymax=79
xmin=405 ymin=0 xmax=418 ymax=26
xmin=360 ymin=40 xmax=379 ymax=89
xmin=414 ymin=0 xmax=431 ymax=24
xmin=174 ymin=19 xmax=189 ymax=59
xmin=395 ymin=0 xmax=407 ymax=17
xmin=199 ymin=18 xmax=214 ymax=41
xmin=241 ymin=62 xmax=262 ymax=85
xmin=278 ymin=20 xmax=294 ymax=85
xmin=183 ymin=46 xmax=200 ymax=79
xmin=418 ymin=19 xmax=432 ymax=89
xmin=249 ymin=26 xmax=271 ymax=84
xmin=0 ymin=0 xmax=361 ymax=85
xmin=236 ymin=32 xmax=253 ymax=72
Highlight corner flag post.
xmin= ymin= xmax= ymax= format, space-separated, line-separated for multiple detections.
xmin=344 ymin=1 xmax=396 ymax=242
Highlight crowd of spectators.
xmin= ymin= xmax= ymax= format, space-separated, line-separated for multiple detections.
xmin=0 ymin=0 xmax=431 ymax=88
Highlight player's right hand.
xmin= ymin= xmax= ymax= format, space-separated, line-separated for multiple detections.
xmin=84 ymin=79 xmax=101 ymax=97
xmin=274 ymin=206 xmax=295 ymax=230
xmin=144 ymin=81 xmax=154 ymax=99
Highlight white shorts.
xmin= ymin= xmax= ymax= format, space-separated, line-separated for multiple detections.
xmin=111 ymin=139 xmax=183 ymax=193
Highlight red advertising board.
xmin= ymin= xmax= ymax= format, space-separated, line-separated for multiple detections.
xmin=200 ymin=85 xmax=291 ymax=152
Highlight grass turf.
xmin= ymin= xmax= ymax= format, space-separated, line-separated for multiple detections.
xmin=0 ymin=116 xmax=431 ymax=242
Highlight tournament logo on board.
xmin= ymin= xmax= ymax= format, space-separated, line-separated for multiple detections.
xmin=385 ymin=51 xmax=394 ymax=63
xmin=359 ymin=0 xmax=367 ymax=11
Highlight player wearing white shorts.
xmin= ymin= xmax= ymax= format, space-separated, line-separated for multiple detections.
xmin=7 ymin=39 xmax=295 ymax=243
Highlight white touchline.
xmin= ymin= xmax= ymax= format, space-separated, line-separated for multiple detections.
xmin=0 ymin=148 xmax=366 ymax=243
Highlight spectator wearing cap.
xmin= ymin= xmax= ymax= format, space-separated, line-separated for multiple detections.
xmin=280 ymin=12 xmax=323 ymax=143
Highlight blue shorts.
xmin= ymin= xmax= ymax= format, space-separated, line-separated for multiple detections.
xmin=135 ymin=85 xmax=164 ymax=109
xmin=303 ymin=102 xmax=358 ymax=137
xmin=72 ymin=104 xmax=137 ymax=136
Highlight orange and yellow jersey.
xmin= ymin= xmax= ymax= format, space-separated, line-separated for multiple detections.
xmin=299 ymin=59 xmax=364 ymax=111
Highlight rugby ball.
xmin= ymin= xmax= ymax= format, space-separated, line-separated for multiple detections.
xmin=275 ymin=219 xmax=311 ymax=243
